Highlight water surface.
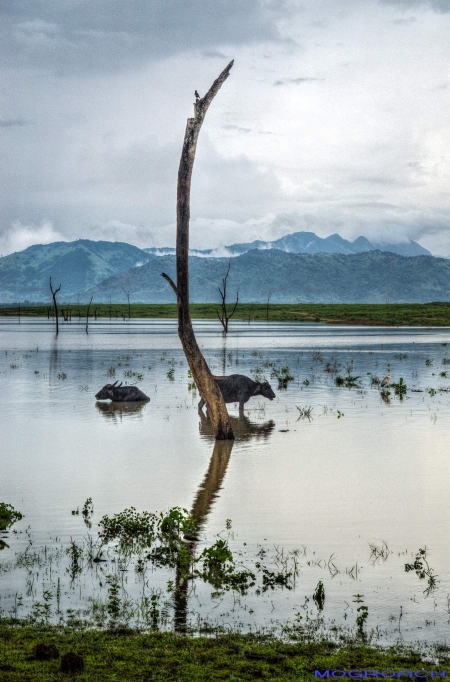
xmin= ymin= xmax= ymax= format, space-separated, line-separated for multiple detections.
xmin=1 ymin=318 xmax=450 ymax=641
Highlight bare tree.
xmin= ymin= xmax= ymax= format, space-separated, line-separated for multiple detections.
xmin=216 ymin=259 xmax=239 ymax=334
xmin=85 ymin=296 xmax=93 ymax=333
xmin=266 ymin=290 xmax=271 ymax=322
xmin=161 ymin=60 xmax=235 ymax=440
xmin=122 ymin=287 xmax=131 ymax=320
xmin=49 ymin=277 xmax=61 ymax=335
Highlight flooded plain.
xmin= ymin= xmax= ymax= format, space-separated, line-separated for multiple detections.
xmin=1 ymin=317 xmax=450 ymax=643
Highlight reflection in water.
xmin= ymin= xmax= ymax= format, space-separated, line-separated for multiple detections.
xmin=95 ymin=401 xmax=148 ymax=422
xmin=175 ymin=438 xmax=234 ymax=633
xmin=191 ymin=439 xmax=234 ymax=534
xmin=174 ymin=413 xmax=274 ymax=632
xmin=198 ymin=410 xmax=275 ymax=442
xmin=49 ymin=341 xmax=59 ymax=381
xmin=380 ymin=390 xmax=391 ymax=405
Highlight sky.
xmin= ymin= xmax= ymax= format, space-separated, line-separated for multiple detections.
xmin=1 ymin=0 xmax=449 ymax=256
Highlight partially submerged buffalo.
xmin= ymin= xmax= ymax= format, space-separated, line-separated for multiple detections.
xmin=198 ymin=374 xmax=276 ymax=412
xmin=95 ymin=381 xmax=150 ymax=402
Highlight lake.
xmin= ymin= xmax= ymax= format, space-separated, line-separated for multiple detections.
xmin=1 ymin=317 xmax=450 ymax=643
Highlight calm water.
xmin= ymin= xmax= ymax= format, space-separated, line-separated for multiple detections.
xmin=1 ymin=317 xmax=450 ymax=642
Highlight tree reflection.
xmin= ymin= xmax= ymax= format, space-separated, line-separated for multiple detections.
xmin=174 ymin=411 xmax=274 ymax=633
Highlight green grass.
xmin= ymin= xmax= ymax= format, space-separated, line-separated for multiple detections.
xmin=3 ymin=302 xmax=450 ymax=325
xmin=0 ymin=621 xmax=446 ymax=681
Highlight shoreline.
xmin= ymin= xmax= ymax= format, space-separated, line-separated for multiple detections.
xmin=1 ymin=302 xmax=450 ymax=326
xmin=0 ymin=621 xmax=447 ymax=681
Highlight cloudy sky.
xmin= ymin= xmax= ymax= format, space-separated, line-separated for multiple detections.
xmin=1 ymin=0 xmax=449 ymax=256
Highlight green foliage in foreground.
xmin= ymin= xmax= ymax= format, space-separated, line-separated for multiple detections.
xmin=2 ymin=302 xmax=450 ymax=325
xmin=0 ymin=622 xmax=446 ymax=682
xmin=0 ymin=503 xmax=23 ymax=532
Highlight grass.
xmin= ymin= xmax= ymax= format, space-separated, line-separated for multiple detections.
xmin=2 ymin=302 xmax=450 ymax=325
xmin=0 ymin=621 xmax=446 ymax=681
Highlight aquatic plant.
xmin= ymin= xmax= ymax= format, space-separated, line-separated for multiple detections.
xmin=0 ymin=503 xmax=23 ymax=531
xmin=334 ymin=374 xmax=360 ymax=388
xmin=66 ymin=540 xmax=83 ymax=581
xmin=270 ymin=366 xmax=294 ymax=390
xmin=369 ymin=541 xmax=391 ymax=564
xmin=296 ymin=406 xmax=313 ymax=421
xmin=405 ymin=548 xmax=438 ymax=596
xmin=313 ymin=580 xmax=325 ymax=611
xmin=392 ymin=377 xmax=407 ymax=399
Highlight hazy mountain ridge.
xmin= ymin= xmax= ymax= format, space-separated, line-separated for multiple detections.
xmin=0 ymin=235 xmax=438 ymax=304
xmin=74 ymin=249 xmax=450 ymax=305
xmin=143 ymin=231 xmax=431 ymax=258
xmin=0 ymin=240 xmax=152 ymax=303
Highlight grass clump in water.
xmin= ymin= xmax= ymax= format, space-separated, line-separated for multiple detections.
xmin=0 ymin=503 xmax=23 ymax=531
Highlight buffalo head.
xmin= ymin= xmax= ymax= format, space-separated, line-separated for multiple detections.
xmin=253 ymin=380 xmax=276 ymax=401
xmin=95 ymin=381 xmax=122 ymax=400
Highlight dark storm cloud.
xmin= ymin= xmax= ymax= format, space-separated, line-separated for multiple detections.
xmin=380 ymin=0 xmax=450 ymax=12
xmin=0 ymin=1 xmax=279 ymax=75
xmin=274 ymin=77 xmax=324 ymax=85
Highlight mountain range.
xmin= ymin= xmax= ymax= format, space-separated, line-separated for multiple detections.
xmin=144 ymin=231 xmax=431 ymax=258
xmin=75 ymin=249 xmax=450 ymax=304
xmin=0 ymin=231 xmax=442 ymax=304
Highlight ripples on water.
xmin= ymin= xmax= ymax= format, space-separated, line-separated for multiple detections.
xmin=1 ymin=318 xmax=450 ymax=641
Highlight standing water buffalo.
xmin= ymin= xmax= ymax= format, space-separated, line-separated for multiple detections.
xmin=95 ymin=381 xmax=150 ymax=402
xmin=198 ymin=374 xmax=276 ymax=412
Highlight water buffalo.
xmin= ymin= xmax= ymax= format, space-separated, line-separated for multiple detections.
xmin=95 ymin=381 xmax=150 ymax=402
xmin=198 ymin=374 xmax=276 ymax=412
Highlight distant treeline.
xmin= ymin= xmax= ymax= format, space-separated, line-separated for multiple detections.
xmin=2 ymin=302 xmax=450 ymax=326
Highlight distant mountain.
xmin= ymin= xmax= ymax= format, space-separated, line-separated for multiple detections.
xmin=143 ymin=231 xmax=431 ymax=259
xmin=0 ymin=240 xmax=152 ymax=303
xmin=75 ymin=249 xmax=450 ymax=304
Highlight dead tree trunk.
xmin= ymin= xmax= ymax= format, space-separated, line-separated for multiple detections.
xmin=123 ymin=287 xmax=131 ymax=320
xmin=216 ymin=259 xmax=239 ymax=334
xmin=49 ymin=277 xmax=61 ymax=335
xmin=86 ymin=296 xmax=93 ymax=334
xmin=162 ymin=60 xmax=235 ymax=440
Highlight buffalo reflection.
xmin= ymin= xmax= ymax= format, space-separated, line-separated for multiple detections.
xmin=198 ymin=410 xmax=275 ymax=442
xmin=95 ymin=401 xmax=148 ymax=422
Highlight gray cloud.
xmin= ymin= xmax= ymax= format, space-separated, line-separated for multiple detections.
xmin=392 ymin=16 xmax=417 ymax=23
xmin=0 ymin=1 xmax=279 ymax=75
xmin=0 ymin=119 xmax=28 ymax=127
xmin=380 ymin=0 xmax=450 ymax=12
xmin=201 ymin=50 xmax=230 ymax=60
xmin=274 ymin=77 xmax=324 ymax=85
xmin=222 ymin=124 xmax=252 ymax=133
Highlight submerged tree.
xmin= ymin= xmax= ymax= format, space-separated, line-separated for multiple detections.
xmin=85 ymin=296 xmax=93 ymax=334
xmin=161 ymin=60 xmax=235 ymax=440
xmin=49 ymin=277 xmax=61 ymax=336
xmin=122 ymin=287 xmax=131 ymax=320
xmin=217 ymin=259 xmax=239 ymax=334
